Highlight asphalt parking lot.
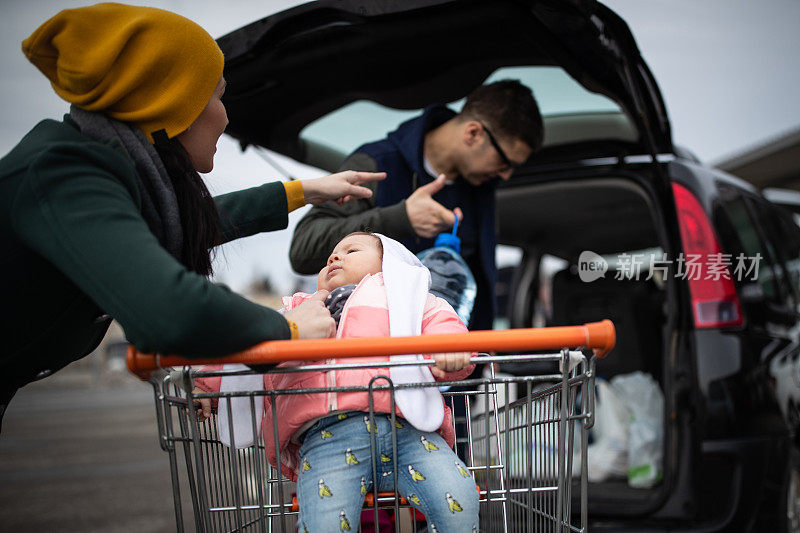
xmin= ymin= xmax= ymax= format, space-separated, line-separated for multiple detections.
xmin=0 ymin=367 xmax=186 ymax=532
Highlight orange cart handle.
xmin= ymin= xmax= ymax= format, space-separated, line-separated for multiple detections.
xmin=127 ymin=319 xmax=614 ymax=379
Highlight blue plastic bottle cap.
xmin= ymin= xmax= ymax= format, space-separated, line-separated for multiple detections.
xmin=434 ymin=231 xmax=461 ymax=253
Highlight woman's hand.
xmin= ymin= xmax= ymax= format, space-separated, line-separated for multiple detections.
xmin=283 ymin=290 xmax=337 ymax=339
xmin=301 ymin=171 xmax=386 ymax=206
xmin=430 ymin=352 xmax=472 ymax=379
xmin=192 ymin=387 xmax=212 ymax=421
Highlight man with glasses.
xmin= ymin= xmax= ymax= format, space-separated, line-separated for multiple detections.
xmin=290 ymin=80 xmax=543 ymax=331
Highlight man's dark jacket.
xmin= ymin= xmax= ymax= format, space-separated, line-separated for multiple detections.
xmin=290 ymin=105 xmax=498 ymax=330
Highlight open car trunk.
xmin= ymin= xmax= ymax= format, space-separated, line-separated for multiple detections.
xmin=496 ymin=168 xmax=679 ymax=517
xmin=215 ymin=0 xmax=684 ymax=522
xmin=217 ymin=0 xmax=673 ymax=163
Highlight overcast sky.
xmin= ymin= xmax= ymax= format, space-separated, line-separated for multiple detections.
xmin=2 ymin=0 xmax=799 ymax=293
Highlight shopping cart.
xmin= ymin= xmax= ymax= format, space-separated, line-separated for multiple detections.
xmin=128 ymin=320 xmax=615 ymax=532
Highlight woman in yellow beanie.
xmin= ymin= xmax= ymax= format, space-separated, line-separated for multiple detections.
xmin=0 ymin=2 xmax=384 ymax=428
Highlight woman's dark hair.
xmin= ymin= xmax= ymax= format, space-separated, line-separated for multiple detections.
xmin=154 ymin=139 xmax=220 ymax=277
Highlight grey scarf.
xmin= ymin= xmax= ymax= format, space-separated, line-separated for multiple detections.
xmin=68 ymin=105 xmax=183 ymax=260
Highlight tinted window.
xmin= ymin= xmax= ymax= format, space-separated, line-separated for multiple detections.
xmin=746 ymin=198 xmax=800 ymax=313
xmin=719 ymin=196 xmax=784 ymax=304
xmin=763 ymin=207 xmax=800 ymax=313
xmin=724 ymin=193 xmax=800 ymax=322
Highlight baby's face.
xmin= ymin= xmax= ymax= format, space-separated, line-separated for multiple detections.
xmin=317 ymin=234 xmax=383 ymax=292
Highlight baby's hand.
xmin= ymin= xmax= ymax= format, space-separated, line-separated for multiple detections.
xmin=191 ymin=387 xmax=212 ymax=421
xmin=430 ymin=352 xmax=472 ymax=379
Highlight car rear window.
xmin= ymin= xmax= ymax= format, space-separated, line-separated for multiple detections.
xmin=300 ymin=66 xmax=623 ymax=157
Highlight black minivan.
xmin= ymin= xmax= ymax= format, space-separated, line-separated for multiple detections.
xmin=216 ymin=1 xmax=799 ymax=529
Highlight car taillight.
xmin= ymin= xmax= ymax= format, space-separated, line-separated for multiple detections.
xmin=672 ymin=183 xmax=743 ymax=328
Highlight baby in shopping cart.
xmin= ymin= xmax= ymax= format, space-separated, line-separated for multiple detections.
xmin=194 ymin=232 xmax=479 ymax=533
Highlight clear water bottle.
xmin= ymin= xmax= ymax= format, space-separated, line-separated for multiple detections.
xmin=417 ymin=215 xmax=477 ymax=326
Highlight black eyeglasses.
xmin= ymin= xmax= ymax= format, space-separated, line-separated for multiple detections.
xmin=480 ymin=122 xmax=520 ymax=171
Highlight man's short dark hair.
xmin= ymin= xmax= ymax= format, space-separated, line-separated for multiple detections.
xmin=460 ymin=79 xmax=544 ymax=152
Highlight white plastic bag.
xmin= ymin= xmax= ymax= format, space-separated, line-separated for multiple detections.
xmin=611 ymin=372 xmax=663 ymax=488
xmin=217 ymin=365 xmax=264 ymax=449
xmin=585 ymin=378 xmax=630 ymax=482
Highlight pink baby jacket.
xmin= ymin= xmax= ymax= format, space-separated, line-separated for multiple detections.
xmin=195 ymin=272 xmax=474 ymax=480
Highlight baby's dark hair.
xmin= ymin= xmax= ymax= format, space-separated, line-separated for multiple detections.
xmin=343 ymin=231 xmax=383 ymax=258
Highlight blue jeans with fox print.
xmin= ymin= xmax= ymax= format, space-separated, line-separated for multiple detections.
xmin=295 ymin=412 xmax=479 ymax=533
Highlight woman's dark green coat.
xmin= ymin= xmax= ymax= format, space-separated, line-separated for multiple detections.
xmin=0 ymin=118 xmax=292 ymax=393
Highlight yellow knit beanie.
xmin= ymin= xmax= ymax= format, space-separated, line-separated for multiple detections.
xmin=22 ymin=2 xmax=224 ymax=143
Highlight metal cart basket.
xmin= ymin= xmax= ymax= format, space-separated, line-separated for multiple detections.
xmin=128 ymin=320 xmax=615 ymax=532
